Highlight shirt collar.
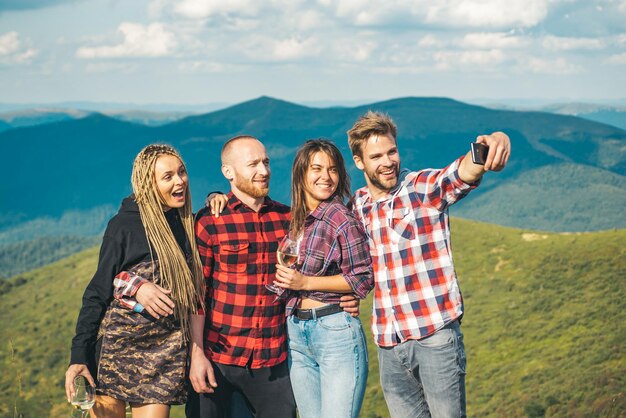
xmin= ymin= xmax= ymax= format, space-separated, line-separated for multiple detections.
xmin=226 ymin=191 xmax=276 ymax=212
xmin=306 ymin=196 xmax=341 ymax=221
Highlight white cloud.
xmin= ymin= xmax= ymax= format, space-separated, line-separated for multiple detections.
xmin=173 ymin=0 xmax=260 ymax=19
xmin=242 ymin=35 xmax=323 ymax=62
xmin=606 ymin=52 xmax=626 ymax=64
xmin=85 ymin=62 xmax=139 ymax=73
xmin=0 ymin=32 xmax=20 ymax=55
xmin=333 ymin=39 xmax=378 ymax=62
xmin=148 ymin=0 xmax=169 ymax=19
xmin=418 ymin=34 xmax=446 ymax=48
xmin=613 ymin=34 xmax=626 ymax=46
xmin=272 ymin=37 xmax=321 ymax=60
xmin=76 ymin=23 xmax=177 ymax=59
xmin=178 ymin=61 xmax=246 ymax=73
xmin=542 ymin=35 xmax=606 ymax=50
xmin=0 ymin=31 xmax=38 ymax=64
xmin=319 ymin=0 xmax=549 ymax=29
xmin=225 ymin=18 xmax=261 ymax=31
xmin=426 ymin=0 xmax=549 ymax=28
xmin=292 ymin=10 xmax=326 ymax=31
xmin=461 ymin=32 xmax=527 ymax=49
xmin=320 ymin=0 xmax=373 ymax=20
xmin=14 ymin=48 xmax=37 ymax=63
xmin=524 ymin=57 xmax=582 ymax=74
xmin=433 ymin=49 xmax=506 ymax=70
xmin=153 ymin=0 xmax=316 ymax=33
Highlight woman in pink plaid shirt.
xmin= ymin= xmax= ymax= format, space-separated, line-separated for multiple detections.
xmin=273 ymin=139 xmax=375 ymax=418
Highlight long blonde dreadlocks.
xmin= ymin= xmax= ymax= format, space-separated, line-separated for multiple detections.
xmin=131 ymin=144 xmax=204 ymax=342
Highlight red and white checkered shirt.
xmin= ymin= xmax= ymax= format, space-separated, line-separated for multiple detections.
xmin=195 ymin=192 xmax=291 ymax=368
xmin=353 ymin=156 xmax=478 ymax=347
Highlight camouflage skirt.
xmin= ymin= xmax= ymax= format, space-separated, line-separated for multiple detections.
xmin=96 ymin=299 xmax=188 ymax=405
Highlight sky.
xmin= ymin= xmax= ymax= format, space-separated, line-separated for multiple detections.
xmin=1 ymin=0 xmax=625 ymax=107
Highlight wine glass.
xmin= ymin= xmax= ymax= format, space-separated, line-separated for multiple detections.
xmin=70 ymin=376 xmax=95 ymax=418
xmin=267 ymin=234 xmax=300 ymax=295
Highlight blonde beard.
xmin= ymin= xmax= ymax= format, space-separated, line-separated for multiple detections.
xmin=234 ymin=177 xmax=269 ymax=199
xmin=365 ymin=166 xmax=399 ymax=193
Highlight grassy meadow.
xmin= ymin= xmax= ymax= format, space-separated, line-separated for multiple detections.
xmin=0 ymin=218 xmax=624 ymax=417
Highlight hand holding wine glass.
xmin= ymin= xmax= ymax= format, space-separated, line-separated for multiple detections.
xmin=267 ymin=235 xmax=300 ymax=295
xmin=70 ymin=376 xmax=95 ymax=418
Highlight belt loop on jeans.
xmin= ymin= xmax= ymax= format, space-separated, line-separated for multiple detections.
xmin=293 ymin=303 xmax=343 ymax=320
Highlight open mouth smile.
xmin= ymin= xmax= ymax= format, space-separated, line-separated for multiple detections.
xmin=379 ymin=168 xmax=396 ymax=178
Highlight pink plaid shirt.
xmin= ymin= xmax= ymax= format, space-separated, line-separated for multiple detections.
xmin=112 ymin=270 xmax=147 ymax=311
xmin=353 ymin=156 xmax=478 ymax=347
xmin=283 ymin=198 xmax=374 ymax=316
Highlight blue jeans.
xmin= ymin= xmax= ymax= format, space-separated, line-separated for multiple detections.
xmin=287 ymin=311 xmax=368 ymax=418
xmin=378 ymin=320 xmax=466 ymax=418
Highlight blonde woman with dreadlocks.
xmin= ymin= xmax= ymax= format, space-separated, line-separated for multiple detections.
xmin=64 ymin=144 xmax=205 ymax=418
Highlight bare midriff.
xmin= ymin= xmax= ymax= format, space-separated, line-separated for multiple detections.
xmin=299 ymin=297 xmax=328 ymax=309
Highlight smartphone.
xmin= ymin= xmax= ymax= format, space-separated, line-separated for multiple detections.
xmin=470 ymin=142 xmax=489 ymax=165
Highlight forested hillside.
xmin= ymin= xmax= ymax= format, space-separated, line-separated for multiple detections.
xmin=1 ymin=219 xmax=624 ymax=417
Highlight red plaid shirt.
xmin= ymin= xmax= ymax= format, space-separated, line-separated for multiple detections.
xmin=353 ymin=156 xmax=478 ymax=347
xmin=195 ymin=192 xmax=290 ymax=368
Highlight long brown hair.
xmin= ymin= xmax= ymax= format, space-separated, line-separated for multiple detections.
xmin=131 ymin=144 xmax=204 ymax=342
xmin=290 ymin=139 xmax=351 ymax=236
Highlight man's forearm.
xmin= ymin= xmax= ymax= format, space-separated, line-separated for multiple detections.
xmin=458 ymin=151 xmax=486 ymax=184
xmin=190 ymin=313 xmax=207 ymax=357
xmin=458 ymin=131 xmax=511 ymax=182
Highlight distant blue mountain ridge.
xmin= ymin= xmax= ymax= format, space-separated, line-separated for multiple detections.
xmin=4 ymin=96 xmax=626 ymax=237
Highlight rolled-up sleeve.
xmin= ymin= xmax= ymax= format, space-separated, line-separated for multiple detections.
xmin=412 ymin=156 xmax=480 ymax=211
xmin=112 ymin=270 xmax=147 ymax=311
xmin=336 ymin=217 xmax=374 ymax=299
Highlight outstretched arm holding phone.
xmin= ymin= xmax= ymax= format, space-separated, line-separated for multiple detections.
xmin=458 ymin=131 xmax=511 ymax=184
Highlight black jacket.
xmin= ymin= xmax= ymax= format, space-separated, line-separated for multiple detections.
xmin=69 ymin=196 xmax=189 ymax=371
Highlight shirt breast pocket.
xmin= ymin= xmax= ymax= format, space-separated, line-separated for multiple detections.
xmin=390 ymin=207 xmax=417 ymax=241
xmin=218 ymin=241 xmax=249 ymax=273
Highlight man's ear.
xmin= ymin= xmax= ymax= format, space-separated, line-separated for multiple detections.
xmin=222 ymin=164 xmax=233 ymax=181
xmin=353 ymin=155 xmax=364 ymax=171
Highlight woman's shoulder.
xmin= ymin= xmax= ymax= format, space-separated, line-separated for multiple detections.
xmin=104 ymin=197 xmax=143 ymax=237
xmin=321 ymin=199 xmax=358 ymax=227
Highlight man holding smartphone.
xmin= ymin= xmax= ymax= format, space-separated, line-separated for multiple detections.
xmin=347 ymin=111 xmax=510 ymax=418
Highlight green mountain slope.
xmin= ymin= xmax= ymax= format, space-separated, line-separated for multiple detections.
xmin=0 ymin=206 xmax=114 ymax=245
xmin=0 ymin=236 xmax=100 ymax=281
xmin=1 ymin=220 xmax=624 ymax=417
xmin=0 ymin=206 xmax=115 ymax=279
xmin=3 ymin=96 xmax=626 ymax=233
xmin=455 ymin=163 xmax=626 ymax=231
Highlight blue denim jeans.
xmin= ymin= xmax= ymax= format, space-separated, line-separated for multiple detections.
xmin=287 ymin=311 xmax=368 ymax=418
xmin=378 ymin=320 xmax=466 ymax=418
